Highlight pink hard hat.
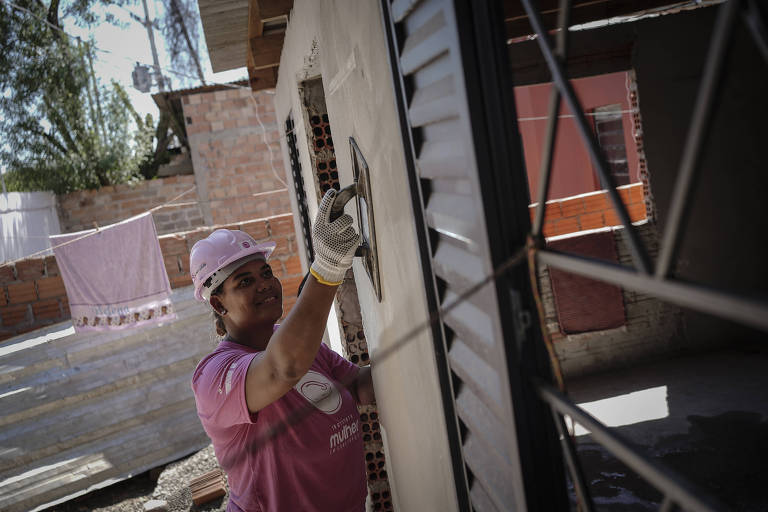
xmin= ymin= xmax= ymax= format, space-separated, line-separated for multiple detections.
xmin=190 ymin=229 xmax=276 ymax=302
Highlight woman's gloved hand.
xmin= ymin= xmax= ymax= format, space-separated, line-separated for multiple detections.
xmin=310 ymin=189 xmax=361 ymax=286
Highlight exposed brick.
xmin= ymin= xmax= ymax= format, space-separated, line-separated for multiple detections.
xmin=604 ymin=209 xmax=621 ymax=226
xmin=628 ymin=201 xmax=647 ymax=222
xmin=618 ymin=186 xmax=632 ymax=204
xmin=36 ymin=276 xmax=66 ymax=299
xmin=33 ymin=299 xmax=61 ymax=320
xmin=1 ymin=304 xmax=29 ymax=326
xmin=542 ymin=202 xmax=563 ymax=220
xmin=240 ymin=220 xmax=269 ymax=240
xmin=546 ymin=218 xmax=581 ymax=237
xmin=559 ymin=198 xmax=585 ymax=218
xmin=271 ymin=236 xmax=292 ymax=258
xmin=0 ymin=265 xmax=15 ymax=283
xmin=44 ymin=256 xmax=59 ymax=276
xmin=185 ymin=229 xmax=214 ymax=251
xmin=8 ymin=282 xmax=37 ymax=304
xmin=283 ymin=255 xmax=303 ymax=276
xmin=170 ymin=274 xmax=192 ymax=289
xmin=15 ymin=260 xmax=44 ymax=281
xmin=160 ymin=236 xmax=188 ymax=257
xmin=269 ymin=216 xmax=296 ymax=237
xmin=178 ymin=253 xmax=190 ymax=273
xmin=280 ymin=275 xmax=305 ymax=297
xmin=580 ymin=212 xmax=606 ymax=231
xmin=0 ymin=288 xmax=6 ymax=306
xmin=582 ymin=194 xmax=609 ymax=214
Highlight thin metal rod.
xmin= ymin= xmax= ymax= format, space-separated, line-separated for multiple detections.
xmin=654 ymin=0 xmax=740 ymax=279
xmin=519 ymin=0 xmax=653 ymax=275
xmin=536 ymin=382 xmax=725 ymax=512
xmin=743 ymin=0 xmax=768 ymax=65
xmin=532 ymin=0 xmax=572 ymax=238
xmin=537 ymin=249 xmax=768 ymax=333
xmin=551 ymin=409 xmax=594 ymax=512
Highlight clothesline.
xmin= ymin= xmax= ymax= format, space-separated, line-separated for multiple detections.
xmin=0 ymin=187 xmax=291 ymax=242
xmin=0 ymin=186 xmax=197 ymax=268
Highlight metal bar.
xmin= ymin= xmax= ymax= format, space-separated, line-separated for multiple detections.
xmin=536 ymin=382 xmax=725 ymax=512
xmin=532 ymin=0 xmax=572 ymax=238
xmin=654 ymin=0 xmax=740 ymax=279
xmin=519 ymin=0 xmax=653 ymax=275
xmin=551 ymin=409 xmax=594 ymax=512
xmin=537 ymin=249 xmax=768 ymax=333
xmin=743 ymin=0 xmax=768 ymax=65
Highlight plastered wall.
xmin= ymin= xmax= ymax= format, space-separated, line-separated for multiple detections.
xmin=274 ymin=1 xmax=460 ymax=510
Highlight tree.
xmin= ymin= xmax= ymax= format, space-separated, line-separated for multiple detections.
xmin=0 ymin=0 xmax=155 ymax=194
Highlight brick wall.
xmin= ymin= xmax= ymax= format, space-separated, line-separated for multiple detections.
xmin=183 ymin=88 xmax=292 ymax=226
xmin=57 ymin=175 xmax=204 ymax=235
xmin=538 ymin=222 xmax=686 ymax=378
xmin=0 ymin=213 xmax=301 ymax=342
xmin=530 ymin=182 xmax=646 ymax=237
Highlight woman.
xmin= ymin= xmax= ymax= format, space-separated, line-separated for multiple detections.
xmin=190 ymin=190 xmax=374 ymax=512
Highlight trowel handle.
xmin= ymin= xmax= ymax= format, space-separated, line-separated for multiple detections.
xmin=329 ymin=184 xmax=358 ymax=222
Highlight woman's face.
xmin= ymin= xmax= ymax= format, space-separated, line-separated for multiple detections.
xmin=215 ymin=258 xmax=283 ymax=328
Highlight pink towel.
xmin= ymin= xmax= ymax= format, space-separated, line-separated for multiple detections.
xmin=50 ymin=212 xmax=176 ymax=332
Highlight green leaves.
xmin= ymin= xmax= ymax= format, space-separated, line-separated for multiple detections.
xmin=0 ymin=0 xmax=155 ymax=194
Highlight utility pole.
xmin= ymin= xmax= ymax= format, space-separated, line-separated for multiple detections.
xmin=140 ymin=0 xmax=166 ymax=91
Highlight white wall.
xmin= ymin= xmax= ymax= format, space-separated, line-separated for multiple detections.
xmin=274 ymin=1 xmax=460 ymax=510
xmin=0 ymin=192 xmax=61 ymax=263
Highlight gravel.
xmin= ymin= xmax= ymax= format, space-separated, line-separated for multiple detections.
xmin=47 ymin=445 xmax=229 ymax=512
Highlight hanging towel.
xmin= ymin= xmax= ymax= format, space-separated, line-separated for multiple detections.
xmin=50 ymin=212 xmax=176 ymax=332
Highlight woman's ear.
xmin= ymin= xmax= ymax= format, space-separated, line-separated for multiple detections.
xmin=209 ymin=295 xmax=227 ymax=316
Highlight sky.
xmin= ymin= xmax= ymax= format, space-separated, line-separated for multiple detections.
xmin=60 ymin=0 xmax=247 ymax=120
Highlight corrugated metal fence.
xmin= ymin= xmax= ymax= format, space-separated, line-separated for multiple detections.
xmin=0 ymin=286 xmax=215 ymax=511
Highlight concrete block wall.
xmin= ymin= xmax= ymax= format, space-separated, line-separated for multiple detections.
xmin=183 ymin=88 xmax=292 ymax=226
xmin=57 ymin=175 xmax=204 ymax=235
xmin=0 ymin=213 xmax=301 ymax=342
xmin=530 ymin=182 xmax=647 ymax=237
xmin=539 ymin=222 xmax=687 ymax=378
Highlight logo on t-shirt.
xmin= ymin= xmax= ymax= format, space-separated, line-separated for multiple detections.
xmin=295 ymin=370 xmax=342 ymax=414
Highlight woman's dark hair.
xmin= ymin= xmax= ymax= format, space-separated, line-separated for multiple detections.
xmin=211 ymin=283 xmax=226 ymax=337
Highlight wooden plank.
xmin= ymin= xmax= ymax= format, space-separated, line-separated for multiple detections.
xmin=0 ymin=289 xmax=215 ymax=512
xmin=258 ymin=0 xmax=293 ymax=21
xmin=249 ymin=31 xmax=285 ymax=69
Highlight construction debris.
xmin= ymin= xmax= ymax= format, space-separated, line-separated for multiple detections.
xmin=189 ymin=469 xmax=227 ymax=506
xmin=143 ymin=498 xmax=169 ymax=511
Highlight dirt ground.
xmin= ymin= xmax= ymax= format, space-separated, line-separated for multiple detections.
xmin=44 ymin=445 xmax=228 ymax=512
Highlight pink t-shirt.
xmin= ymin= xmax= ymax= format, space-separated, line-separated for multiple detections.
xmin=192 ymin=335 xmax=367 ymax=512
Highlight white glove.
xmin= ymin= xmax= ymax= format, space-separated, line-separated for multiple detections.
xmin=310 ymin=189 xmax=361 ymax=285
